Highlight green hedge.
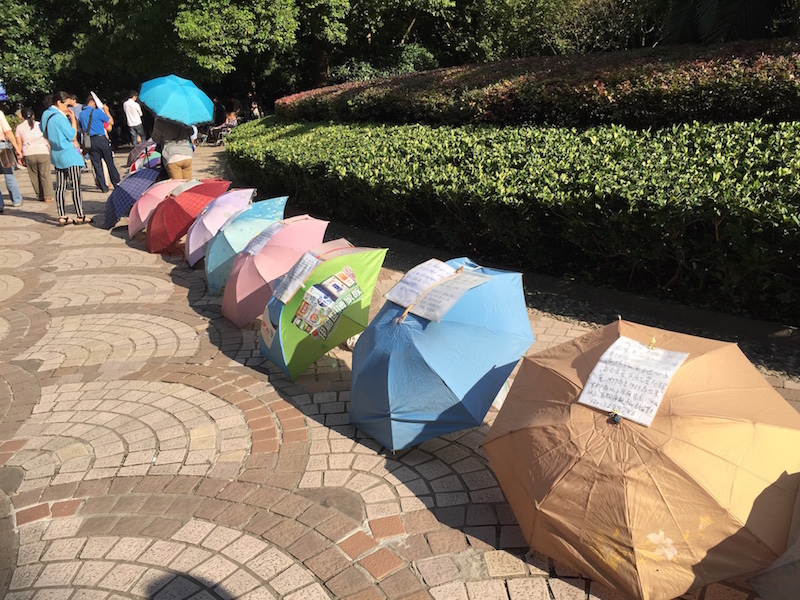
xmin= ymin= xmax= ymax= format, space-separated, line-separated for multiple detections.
xmin=275 ymin=39 xmax=800 ymax=129
xmin=227 ymin=117 xmax=800 ymax=323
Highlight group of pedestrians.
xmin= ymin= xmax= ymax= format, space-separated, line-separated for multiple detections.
xmin=2 ymin=83 xmax=205 ymax=223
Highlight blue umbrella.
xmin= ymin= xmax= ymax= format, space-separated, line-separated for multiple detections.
xmin=205 ymin=196 xmax=288 ymax=295
xmin=139 ymin=75 xmax=214 ymax=126
xmin=104 ymin=167 xmax=161 ymax=229
xmin=349 ymin=257 xmax=535 ymax=451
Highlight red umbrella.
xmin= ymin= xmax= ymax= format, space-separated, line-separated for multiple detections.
xmin=145 ymin=179 xmax=231 ymax=253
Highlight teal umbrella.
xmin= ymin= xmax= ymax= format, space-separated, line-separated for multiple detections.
xmin=139 ymin=75 xmax=214 ymax=126
xmin=205 ymin=196 xmax=288 ymax=295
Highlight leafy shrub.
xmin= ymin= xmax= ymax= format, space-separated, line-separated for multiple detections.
xmin=227 ymin=117 xmax=800 ymax=324
xmin=275 ymin=38 xmax=800 ymax=128
xmin=329 ymin=44 xmax=439 ymax=85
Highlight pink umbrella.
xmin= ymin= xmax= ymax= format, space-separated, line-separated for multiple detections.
xmin=185 ymin=189 xmax=255 ymax=266
xmin=128 ymin=179 xmax=193 ymax=238
xmin=221 ymin=215 xmax=329 ymax=327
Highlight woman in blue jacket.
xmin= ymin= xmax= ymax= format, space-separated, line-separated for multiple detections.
xmin=41 ymin=91 xmax=91 ymax=225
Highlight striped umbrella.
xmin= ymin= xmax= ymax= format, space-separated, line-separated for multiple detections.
xmin=145 ymin=179 xmax=232 ymax=253
xmin=104 ymin=168 xmax=161 ymax=230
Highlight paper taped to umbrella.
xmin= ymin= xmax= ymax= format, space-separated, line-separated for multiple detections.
xmin=292 ymin=266 xmax=363 ymax=339
xmin=272 ymin=240 xmax=362 ymax=304
xmin=384 ymin=258 xmax=490 ymax=322
xmin=579 ymin=335 xmax=689 ymax=426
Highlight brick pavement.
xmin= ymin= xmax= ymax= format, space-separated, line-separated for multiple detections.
xmin=0 ymin=146 xmax=764 ymax=599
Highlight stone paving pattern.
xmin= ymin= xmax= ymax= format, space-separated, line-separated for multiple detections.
xmin=0 ymin=146 xmax=776 ymax=600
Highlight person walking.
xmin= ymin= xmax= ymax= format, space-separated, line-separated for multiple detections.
xmin=15 ymin=107 xmax=54 ymax=203
xmin=41 ymin=91 xmax=91 ymax=225
xmin=78 ymin=95 xmax=120 ymax=193
xmin=152 ymin=117 xmax=193 ymax=179
xmin=0 ymin=107 xmax=24 ymax=213
xmin=123 ymin=91 xmax=146 ymax=146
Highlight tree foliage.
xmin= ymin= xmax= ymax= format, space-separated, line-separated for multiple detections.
xmin=1 ymin=0 xmax=799 ymax=109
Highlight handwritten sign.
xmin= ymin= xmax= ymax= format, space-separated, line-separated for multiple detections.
xmin=578 ymin=336 xmax=689 ymax=427
xmin=245 ymin=221 xmax=285 ymax=256
xmin=273 ymin=252 xmax=322 ymax=304
xmin=385 ymin=259 xmax=490 ymax=322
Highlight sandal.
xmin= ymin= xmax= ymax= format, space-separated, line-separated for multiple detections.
xmin=57 ymin=217 xmax=69 ymax=227
xmin=74 ymin=215 xmax=94 ymax=225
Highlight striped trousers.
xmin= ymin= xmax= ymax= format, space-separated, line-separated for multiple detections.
xmin=55 ymin=165 xmax=84 ymax=219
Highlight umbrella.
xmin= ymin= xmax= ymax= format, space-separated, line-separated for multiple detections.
xmin=349 ymin=257 xmax=534 ymax=451
xmin=139 ymin=75 xmax=214 ymax=126
xmin=220 ymin=215 xmax=329 ymax=327
xmin=130 ymin=150 xmax=161 ymax=173
xmin=259 ymin=241 xmax=387 ymax=380
xmin=205 ymin=196 xmax=288 ymax=295
xmin=104 ymin=167 xmax=162 ymax=230
xmin=128 ymin=179 xmax=194 ymax=238
xmin=126 ymin=141 xmax=154 ymax=168
xmin=185 ymin=189 xmax=255 ymax=266
xmin=482 ymin=319 xmax=800 ymax=600
xmin=145 ymin=179 xmax=231 ymax=253
xmin=747 ymin=478 xmax=800 ymax=599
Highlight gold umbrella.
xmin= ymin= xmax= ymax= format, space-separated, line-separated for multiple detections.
xmin=483 ymin=320 xmax=800 ymax=600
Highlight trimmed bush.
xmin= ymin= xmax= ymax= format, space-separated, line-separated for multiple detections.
xmin=227 ymin=117 xmax=800 ymax=323
xmin=275 ymin=39 xmax=800 ymax=128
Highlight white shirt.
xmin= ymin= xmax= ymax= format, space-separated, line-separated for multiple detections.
xmin=123 ymin=98 xmax=143 ymax=126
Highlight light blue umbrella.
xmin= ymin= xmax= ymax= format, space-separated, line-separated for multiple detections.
xmin=139 ymin=75 xmax=214 ymax=126
xmin=205 ymin=196 xmax=288 ymax=295
xmin=349 ymin=257 xmax=535 ymax=451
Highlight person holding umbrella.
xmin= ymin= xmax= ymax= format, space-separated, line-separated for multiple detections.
xmin=151 ymin=117 xmax=194 ymax=179
xmin=138 ymin=75 xmax=214 ymax=180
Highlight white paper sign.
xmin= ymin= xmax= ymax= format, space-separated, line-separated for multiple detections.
xmin=245 ymin=221 xmax=285 ymax=256
xmin=385 ymin=259 xmax=456 ymax=307
xmin=385 ymin=259 xmax=490 ymax=322
xmin=273 ymin=251 xmax=322 ymax=303
xmin=578 ymin=336 xmax=689 ymax=427
xmin=260 ymin=317 xmax=276 ymax=348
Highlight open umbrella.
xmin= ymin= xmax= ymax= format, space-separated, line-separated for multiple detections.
xmin=104 ymin=167 xmax=162 ymax=229
xmin=350 ymin=258 xmax=534 ymax=451
xmin=128 ymin=179 xmax=194 ymax=238
xmin=139 ymin=75 xmax=214 ymax=126
xmin=145 ymin=179 xmax=231 ymax=253
xmin=205 ymin=196 xmax=288 ymax=295
xmin=220 ymin=215 xmax=329 ymax=327
xmin=126 ymin=141 xmax=154 ymax=168
xmin=482 ymin=320 xmax=800 ymax=600
xmin=259 ymin=241 xmax=386 ymax=380
xmin=130 ymin=150 xmax=161 ymax=173
xmin=185 ymin=189 xmax=255 ymax=266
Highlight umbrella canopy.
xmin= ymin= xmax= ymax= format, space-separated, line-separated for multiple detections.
xmin=139 ymin=75 xmax=214 ymax=126
xmin=145 ymin=179 xmax=231 ymax=253
xmin=220 ymin=215 xmax=329 ymax=327
xmin=130 ymin=150 xmax=161 ymax=173
xmin=350 ymin=258 xmax=534 ymax=451
xmin=126 ymin=141 xmax=155 ymax=168
xmin=185 ymin=189 xmax=255 ymax=266
xmin=482 ymin=320 xmax=800 ymax=600
xmin=104 ymin=167 xmax=162 ymax=229
xmin=205 ymin=196 xmax=288 ymax=295
xmin=128 ymin=179 xmax=194 ymax=238
xmin=259 ymin=241 xmax=387 ymax=380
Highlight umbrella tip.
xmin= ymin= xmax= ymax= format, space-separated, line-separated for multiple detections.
xmin=608 ymin=411 xmax=622 ymax=425
xmin=648 ymin=336 xmax=656 ymax=350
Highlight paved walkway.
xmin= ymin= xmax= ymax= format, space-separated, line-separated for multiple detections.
xmin=0 ymin=146 xmax=787 ymax=600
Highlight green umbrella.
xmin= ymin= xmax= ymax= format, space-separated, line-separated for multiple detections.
xmin=259 ymin=244 xmax=387 ymax=380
